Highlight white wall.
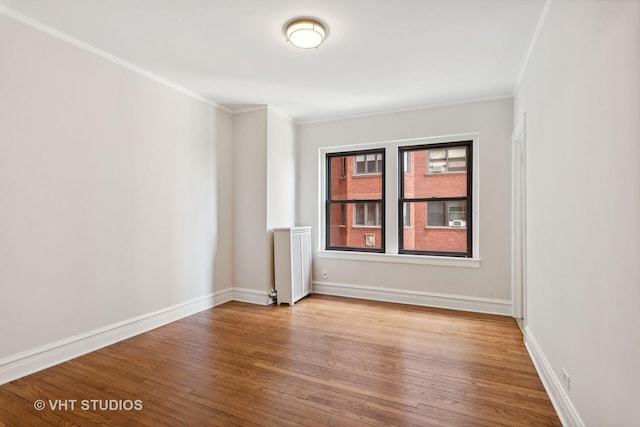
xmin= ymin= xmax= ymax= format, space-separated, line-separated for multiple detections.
xmin=232 ymin=108 xmax=297 ymax=293
xmin=267 ymin=109 xmax=296 ymax=229
xmin=266 ymin=109 xmax=297 ymax=286
xmin=0 ymin=15 xmax=233 ymax=358
xmin=514 ymin=1 xmax=640 ymax=425
xmin=232 ymin=109 xmax=269 ymax=292
xmin=297 ymin=99 xmax=513 ymax=301
xmin=213 ymin=111 xmax=234 ymax=291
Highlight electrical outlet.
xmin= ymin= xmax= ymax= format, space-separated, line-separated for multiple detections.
xmin=561 ymin=368 xmax=570 ymax=391
xmin=322 ymin=270 xmax=328 ymax=279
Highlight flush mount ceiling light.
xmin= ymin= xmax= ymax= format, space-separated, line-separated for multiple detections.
xmin=285 ymin=18 xmax=326 ymax=49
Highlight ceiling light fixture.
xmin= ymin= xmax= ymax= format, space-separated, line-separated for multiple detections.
xmin=285 ymin=18 xmax=326 ymax=49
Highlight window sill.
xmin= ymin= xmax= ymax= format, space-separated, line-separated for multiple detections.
xmin=425 ymin=171 xmax=466 ymax=176
xmin=317 ymin=250 xmax=481 ymax=268
xmin=351 ymin=225 xmax=382 ymax=229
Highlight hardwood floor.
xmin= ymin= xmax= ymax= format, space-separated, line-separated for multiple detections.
xmin=0 ymin=295 xmax=560 ymax=426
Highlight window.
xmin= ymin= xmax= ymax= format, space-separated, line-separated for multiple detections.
xmin=326 ymin=149 xmax=385 ymax=252
xmin=323 ymin=136 xmax=476 ymax=262
xmin=403 ymin=203 xmax=411 ymax=227
xmin=403 ymin=151 xmax=412 ymax=173
xmin=354 ymin=203 xmax=381 ymax=226
xmin=399 ymin=141 xmax=472 ymax=257
xmin=354 ymin=153 xmax=383 ymax=174
xmin=427 ymin=147 xmax=467 ymax=173
xmin=427 ymin=201 xmax=467 ymax=227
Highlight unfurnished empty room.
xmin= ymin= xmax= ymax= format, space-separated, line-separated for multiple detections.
xmin=1 ymin=1 xmax=639 ymax=426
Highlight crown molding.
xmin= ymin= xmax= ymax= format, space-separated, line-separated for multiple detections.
xmin=0 ymin=4 xmax=231 ymax=114
xmin=514 ymin=0 xmax=553 ymax=94
xmin=297 ymin=94 xmax=512 ymax=125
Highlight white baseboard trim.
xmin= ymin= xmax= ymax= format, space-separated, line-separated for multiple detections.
xmin=230 ymin=287 xmax=271 ymax=305
xmin=212 ymin=287 xmax=234 ymax=306
xmin=0 ymin=286 xmax=273 ymax=385
xmin=524 ymin=327 xmax=584 ymax=427
xmin=0 ymin=293 xmax=215 ymax=386
xmin=313 ymin=281 xmax=512 ymax=316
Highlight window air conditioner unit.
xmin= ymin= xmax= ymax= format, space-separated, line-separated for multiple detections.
xmin=429 ymin=165 xmax=446 ymax=173
xmin=449 ymin=220 xmax=466 ymax=227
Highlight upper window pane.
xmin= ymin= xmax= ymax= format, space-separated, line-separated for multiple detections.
xmin=329 ymin=154 xmax=383 ymax=200
xmin=402 ymin=148 xmax=467 ymax=198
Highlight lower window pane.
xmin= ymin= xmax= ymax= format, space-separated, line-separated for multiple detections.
xmin=402 ymin=202 xmax=467 ymax=253
xmin=327 ymin=203 xmax=382 ymax=249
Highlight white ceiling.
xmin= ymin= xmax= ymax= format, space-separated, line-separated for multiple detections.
xmin=0 ymin=0 xmax=546 ymax=123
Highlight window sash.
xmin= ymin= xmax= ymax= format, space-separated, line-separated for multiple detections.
xmin=326 ymin=149 xmax=385 ymax=252
xmin=399 ymin=141 xmax=472 ymax=257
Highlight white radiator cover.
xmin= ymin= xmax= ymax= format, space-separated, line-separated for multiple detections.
xmin=274 ymin=227 xmax=312 ymax=305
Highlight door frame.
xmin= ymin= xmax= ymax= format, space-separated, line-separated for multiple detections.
xmin=511 ymin=114 xmax=527 ymax=324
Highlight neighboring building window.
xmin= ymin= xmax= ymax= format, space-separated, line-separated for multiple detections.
xmin=354 ymin=203 xmax=381 ymax=226
xmin=427 ymin=147 xmax=467 ymax=173
xmin=403 ymin=151 xmax=412 ymax=173
xmin=427 ymin=201 xmax=445 ymax=226
xmin=399 ymin=141 xmax=472 ymax=257
xmin=354 ymin=153 xmax=383 ymax=174
xmin=403 ymin=203 xmax=411 ymax=227
xmin=427 ymin=201 xmax=467 ymax=227
xmin=326 ymin=149 xmax=385 ymax=252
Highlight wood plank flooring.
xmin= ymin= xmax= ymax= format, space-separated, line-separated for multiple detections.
xmin=0 ymin=295 xmax=560 ymax=426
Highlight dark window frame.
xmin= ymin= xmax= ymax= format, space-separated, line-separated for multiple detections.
xmin=398 ymin=141 xmax=472 ymax=257
xmin=326 ymin=149 xmax=385 ymax=253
